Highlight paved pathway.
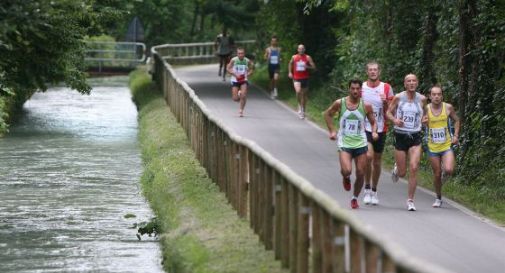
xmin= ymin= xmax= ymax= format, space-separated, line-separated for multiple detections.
xmin=175 ymin=64 xmax=505 ymax=273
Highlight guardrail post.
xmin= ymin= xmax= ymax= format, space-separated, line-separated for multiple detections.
xmin=296 ymin=192 xmax=310 ymax=273
xmin=311 ymin=205 xmax=322 ymax=273
xmin=263 ymin=164 xmax=274 ymax=250
xmin=248 ymin=152 xmax=256 ymax=230
xmin=320 ymin=210 xmax=333 ymax=273
xmin=365 ymin=239 xmax=380 ymax=273
xmin=382 ymin=252 xmax=397 ymax=273
xmin=280 ymin=177 xmax=290 ymax=268
xmin=288 ymin=184 xmax=298 ymax=273
xmin=350 ymin=230 xmax=363 ymax=273
xmin=238 ymin=145 xmax=248 ymax=217
xmin=273 ymin=171 xmax=282 ymax=260
xmin=257 ymin=159 xmax=265 ymax=243
xmin=331 ymin=221 xmax=345 ymax=273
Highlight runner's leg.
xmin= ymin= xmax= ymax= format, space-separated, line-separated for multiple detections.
xmin=407 ymin=145 xmax=422 ymax=200
xmin=429 ymin=155 xmax=443 ymax=199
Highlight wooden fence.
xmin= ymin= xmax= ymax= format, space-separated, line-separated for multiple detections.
xmin=150 ymin=45 xmax=454 ymax=273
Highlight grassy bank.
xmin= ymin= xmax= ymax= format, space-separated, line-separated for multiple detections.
xmin=129 ymin=68 xmax=288 ymax=273
xmin=250 ymin=66 xmax=505 ymax=225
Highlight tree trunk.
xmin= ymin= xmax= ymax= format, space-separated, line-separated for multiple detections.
xmin=190 ymin=4 xmax=200 ymax=36
xmin=420 ymin=5 xmax=438 ymax=93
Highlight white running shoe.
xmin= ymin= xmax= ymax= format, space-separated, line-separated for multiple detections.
xmin=299 ymin=111 xmax=305 ymax=119
xmin=272 ymin=87 xmax=278 ymax=99
xmin=432 ymin=198 xmax=443 ymax=208
xmin=407 ymin=199 xmax=416 ymax=211
xmin=392 ymin=163 xmax=399 ymax=183
xmin=363 ymin=189 xmax=372 ymax=205
xmin=371 ymin=191 xmax=379 ymax=205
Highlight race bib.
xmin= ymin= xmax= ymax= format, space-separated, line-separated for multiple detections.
xmin=430 ymin=128 xmax=447 ymax=143
xmin=295 ymin=61 xmax=306 ymax=72
xmin=373 ymin=109 xmax=384 ymax=124
xmin=343 ymin=120 xmax=360 ymax=135
xmin=270 ymin=55 xmax=279 ymax=65
xmin=402 ymin=111 xmax=416 ymax=129
xmin=235 ymin=64 xmax=247 ymax=75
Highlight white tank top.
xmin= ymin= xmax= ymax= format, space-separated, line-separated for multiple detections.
xmin=361 ymin=81 xmax=393 ymax=133
xmin=394 ymin=91 xmax=423 ymax=133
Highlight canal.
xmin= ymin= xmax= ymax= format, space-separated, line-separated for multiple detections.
xmin=0 ymin=79 xmax=163 ymax=273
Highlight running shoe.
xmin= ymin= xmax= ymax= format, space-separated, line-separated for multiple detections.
xmin=432 ymin=198 xmax=443 ymax=208
xmin=363 ymin=189 xmax=371 ymax=205
xmin=351 ymin=198 xmax=359 ymax=209
xmin=299 ymin=111 xmax=305 ymax=119
xmin=273 ymin=87 xmax=278 ymax=98
xmin=371 ymin=191 xmax=379 ymax=205
xmin=407 ymin=199 xmax=416 ymax=211
xmin=239 ymin=110 xmax=244 ymax=117
xmin=391 ymin=163 xmax=399 ymax=183
xmin=342 ymin=176 xmax=351 ymax=191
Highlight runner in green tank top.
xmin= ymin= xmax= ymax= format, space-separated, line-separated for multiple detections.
xmin=226 ymin=47 xmax=254 ymax=117
xmin=324 ymin=79 xmax=378 ymax=209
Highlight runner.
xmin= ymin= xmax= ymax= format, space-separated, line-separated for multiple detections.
xmin=361 ymin=61 xmax=394 ymax=205
xmin=215 ymin=28 xmax=234 ymax=81
xmin=264 ymin=35 xmax=281 ymax=99
xmin=226 ymin=47 xmax=254 ymax=117
xmin=288 ymin=44 xmax=316 ymax=119
xmin=386 ymin=73 xmax=427 ymax=211
xmin=324 ymin=79 xmax=378 ymax=209
xmin=425 ymin=85 xmax=460 ymax=208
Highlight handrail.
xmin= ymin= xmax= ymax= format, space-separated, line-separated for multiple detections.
xmin=150 ymin=45 xmax=454 ymax=273
xmin=152 ymin=40 xmax=256 ymax=65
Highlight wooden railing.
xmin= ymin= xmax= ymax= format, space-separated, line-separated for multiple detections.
xmin=153 ymin=40 xmax=256 ymax=65
xmin=150 ymin=45 xmax=454 ymax=273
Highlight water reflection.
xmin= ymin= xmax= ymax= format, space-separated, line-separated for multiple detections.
xmin=0 ymin=85 xmax=163 ymax=273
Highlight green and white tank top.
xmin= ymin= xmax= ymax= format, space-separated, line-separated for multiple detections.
xmin=337 ymin=98 xmax=367 ymax=149
xmin=230 ymin=56 xmax=249 ymax=83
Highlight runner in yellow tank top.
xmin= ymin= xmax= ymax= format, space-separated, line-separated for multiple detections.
xmin=425 ymin=85 xmax=460 ymax=208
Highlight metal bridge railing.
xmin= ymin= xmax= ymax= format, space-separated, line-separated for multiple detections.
xmin=153 ymin=40 xmax=256 ymax=65
xmin=85 ymin=41 xmax=146 ymax=72
xmin=150 ymin=45 xmax=454 ymax=273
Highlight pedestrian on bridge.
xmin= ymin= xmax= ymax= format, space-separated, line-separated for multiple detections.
xmin=324 ymin=79 xmax=378 ymax=209
xmin=264 ymin=35 xmax=281 ymax=99
xmin=361 ymin=61 xmax=395 ymax=206
xmin=425 ymin=85 xmax=460 ymax=208
xmin=288 ymin=44 xmax=316 ymax=119
xmin=226 ymin=47 xmax=254 ymax=117
xmin=386 ymin=74 xmax=427 ymax=211
xmin=215 ymin=28 xmax=234 ymax=81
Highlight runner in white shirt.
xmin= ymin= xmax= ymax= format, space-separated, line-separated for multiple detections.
xmin=361 ymin=62 xmax=394 ymax=205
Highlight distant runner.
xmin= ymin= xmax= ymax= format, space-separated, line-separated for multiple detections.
xmin=288 ymin=44 xmax=316 ymax=119
xmin=425 ymin=85 xmax=460 ymax=208
xmin=215 ymin=29 xmax=234 ymax=81
xmin=324 ymin=79 xmax=378 ymax=209
xmin=386 ymin=74 xmax=427 ymax=211
xmin=264 ymin=35 xmax=281 ymax=99
xmin=226 ymin=47 xmax=254 ymax=117
xmin=361 ymin=61 xmax=394 ymax=205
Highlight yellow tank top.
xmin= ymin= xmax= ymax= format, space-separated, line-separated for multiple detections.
xmin=427 ymin=103 xmax=452 ymax=152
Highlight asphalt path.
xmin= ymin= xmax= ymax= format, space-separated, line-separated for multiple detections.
xmin=174 ymin=64 xmax=505 ymax=273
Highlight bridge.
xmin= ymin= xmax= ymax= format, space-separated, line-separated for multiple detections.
xmin=149 ymin=42 xmax=503 ymax=273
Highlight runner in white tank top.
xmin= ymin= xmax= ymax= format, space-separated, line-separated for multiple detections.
xmin=386 ymin=74 xmax=427 ymax=211
xmin=360 ymin=62 xmax=394 ymax=205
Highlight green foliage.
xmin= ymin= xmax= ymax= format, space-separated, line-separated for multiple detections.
xmin=0 ymin=0 xmax=128 ymax=134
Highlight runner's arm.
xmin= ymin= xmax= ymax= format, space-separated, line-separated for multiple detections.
xmin=324 ymin=100 xmax=341 ymax=140
xmin=288 ymin=56 xmax=294 ymax=78
xmin=386 ymin=95 xmax=403 ymax=127
xmin=247 ymin=59 xmax=254 ymax=76
xmin=421 ymin=95 xmax=428 ymax=124
xmin=264 ymin=48 xmax=270 ymax=60
xmin=447 ymin=104 xmax=461 ymax=144
xmin=307 ymin=56 xmax=316 ymax=71
xmin=226 ymin=59 xmax=235 ymax=77
xmin=365 ymin=103 xmax=379 ymax=140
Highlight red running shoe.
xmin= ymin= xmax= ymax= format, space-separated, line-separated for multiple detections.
xmin=342 ymin=176 xmax=351 ymax=191
xmin=351 ymin=199 xmax=359 ymax=209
